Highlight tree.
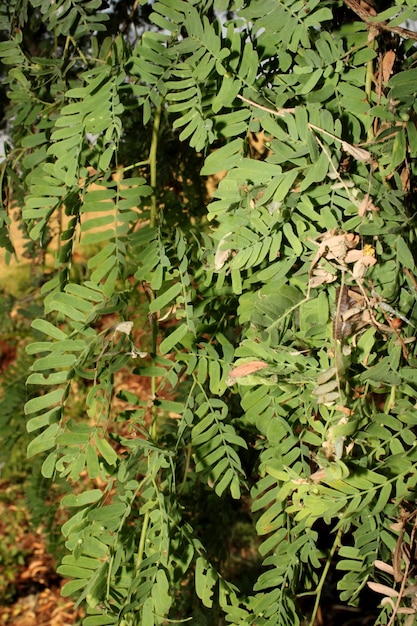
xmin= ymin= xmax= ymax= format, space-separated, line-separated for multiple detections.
xmin=1 ymin=0 xmax=417 ymax=624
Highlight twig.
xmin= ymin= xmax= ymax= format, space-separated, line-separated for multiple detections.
xmin=121 ymin=0 xmax=140 ymax=34
xmin=404 ymin=268 xmax=417 ymax=293
xmin=313 ymin=133 xmax=357 ymax=202
xmin=237 ymin=94 xmax=294 ymax=117
xmin=343 ymin=0 xmax=417 ymax=41
xmin=149 ymin=105 xmax=161 ymax=229
xmin=239 ymin=96 xmax=371 ymax=163
xmin=308 ymin=527 xmax=343 ymax=626
xmin=386 ymin=515 xmax=417 ymax=626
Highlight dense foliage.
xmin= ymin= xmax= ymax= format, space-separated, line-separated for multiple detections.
xmin=1 ymin=0 xmax=417 ymax=624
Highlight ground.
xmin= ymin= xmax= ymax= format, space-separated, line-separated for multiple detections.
xmin=0 ymin=481 xmax=83 ymax=626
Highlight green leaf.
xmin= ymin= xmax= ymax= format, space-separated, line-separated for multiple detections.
xmin=283 ymin=222 xmax=303 ymax=256
xmin=61 ymin=579 xmax=87 ymax=597
xmin=94 ymin=435 xmax=118 ymax=465
xmin=389 ymin=128 xmax=406 ymax=171
xmin=212 ymin=75 xmax=242 ymax=113
xmin=300 ymin=150 xmax=329 ymax=191
xmin=31 ymin=319 xmax=68 ymax=340
xmin=25 ymin=388 xmax=65 ymax=414
xmin=372 ymin=483 xmax=392 ymax=515
xmin=195 ymin=557 xmax=217 ymax=609
xmin=62 ymin=489 xmax=103 ymax=508
xmin=30 ymin=353 xmax=77 ymax=371
xmin=88 ymin=503 xmax=127 ymax=522
xmin=27 ymin=423 xmax=60 ymax=458
xmin=396 ymin=235 xmax=415 ymax=270
xmin=201 ymin=138 xmax=243 ymax=175
xmin=152 ymin=569 xmax=171 ymax=617
xmin=41 ymin=452 xmax=58 ymax=478
xmin=57 ymin=565 xmax=94 ymax=579
xmin=27 ymin=407 xmax=61 ymax=433
xmin=159 ymin=323 xmax=189 ymax=354
xmin=360 ymin=358 xmax=401 ymax=385
xmin=86 ymin=444 xmax=101 ymax=479
xmin=83 ymin=616 xmax=117 ymax=625
xmin=149 ymin=282 xmax=183 ymax=312
xmin=80 ymin=537 xmax=109 ymax=559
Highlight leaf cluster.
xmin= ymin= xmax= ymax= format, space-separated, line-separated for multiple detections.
xmin=1 ymin=1 xmax=417 ymax=625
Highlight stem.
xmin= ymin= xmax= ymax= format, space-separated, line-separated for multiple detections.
xmin=149 ymin=105 xmax=162 ymax=229
xmin=308 ymin=527 xmax=343 ymax=626
xmin=266 ymin=296 xmax=310 ymax=333
xmin=68 ymin=35 xmax=89 ymax=65
xmin=237 ymin=93 xmax=295 ymax=117
xmin=135 ymin=509 xmax=150 ymax=574
xmin=365 ymin=29 xmax=376 ymax=142
xmin=121 ymin=0 xmax=140 ymax=34
xmin=178 ymin=443 xmax=193 ymax=495
xmin=121 ymin=158 xmax=149 ymax=173
xmin=387 ymin=517 xmax=417 ymax=626
xmin=147 ymin=105 xmax=162 ymax=440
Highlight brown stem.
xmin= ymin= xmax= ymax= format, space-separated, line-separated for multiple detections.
xmin=343 ymin=0 xmax=417 ymax=41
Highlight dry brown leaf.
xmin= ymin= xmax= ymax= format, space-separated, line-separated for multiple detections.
xmin=403 ymin=584 xmax=417 ymax=597
xmin=344 ymin=249 xmax=363 ymax=263
xmin=358 ymin=193 xmax=379 ymax=217
xmin=309 ymin=268 xmax=338 ymax=287
xmin=374 ymin=559 xmax=395 ymax=576
xmin=309 ymin=468 xmax=326 ymax=483
xmin=382 ymin=50 xmax=396 ymax=83
xmin=115 ymin=321 xmax=134 ymax=335
xmin=380 ymin=597 xmax=396 ymax=611
xmin=345 ymin=244 xmax=377 ymax=280
xmin=352 ymin=256 xmax=377 ymax=280
xmin=400 ymin=166 xmax=410 ymax=192
xmin=367 ymin=581 xmax=399 ymax=597
xmin=214 ymin=248 xmax=232 ymax=271
xmin=341 ymin=140 xmax=371 ymax=163
xmin=336 ymin=405 xmax=354 ymax=416
xmin=214 ymin=231 xmax=233 ymax=270
xmin=313 ymin=232 xmax=359 ymax=266
xmin=228 ymin=360 xmax=269 ymax=379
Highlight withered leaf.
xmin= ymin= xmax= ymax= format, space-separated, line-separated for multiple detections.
xmin=228 ymin=360 xmax=269 ymax=379
xmin=382 ymin=50 xmax=396 ymax=83
xmin=214 ymin=231 xmax=233 ymax=270
xmin=358 ymin=193 xmax=379 ymax=217
xmin=309 ymin=268 xmax=338 ymax=288
xmin=374 ymin=560 xmax=395 ymax=576
xmin=312 ymin=232 xmax=359 ymax=268
xmin=341 ymin=140 xmax=371 ymax=163
xmin=334 ymin=286 xmax=365 ymax=339
xmin=367 ymin=581 xmax=399 ymax=598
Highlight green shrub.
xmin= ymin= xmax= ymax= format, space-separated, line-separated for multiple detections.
xmin=1 ymin=1 xmax=417 ymax=624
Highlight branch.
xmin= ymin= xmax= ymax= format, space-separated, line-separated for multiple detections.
xmin=237 ymin=94 xmax=294 ymax=117
xmin=121 ymin=0 xmax=140 ymax=34
xmin=386 ymin=515 xmax=417 ymax=626
xmin=343 ymin=0 xmax=417 ymax=41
